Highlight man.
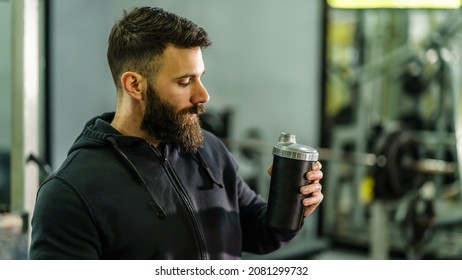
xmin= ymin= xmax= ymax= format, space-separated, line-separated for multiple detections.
xmin=29 ymin=6 xmax=323 ymax=260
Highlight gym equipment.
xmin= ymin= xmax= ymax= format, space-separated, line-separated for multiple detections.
xmin=320 ymin=4 xmax=462 ymax=259
xmin=373 ymin=129 xmax=427 ymax=199
xmin=319 ymin=128 xmax=456 ymax=198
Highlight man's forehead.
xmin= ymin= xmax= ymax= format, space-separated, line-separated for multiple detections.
xmin=158 ymin=45 xmax=205 ymax=74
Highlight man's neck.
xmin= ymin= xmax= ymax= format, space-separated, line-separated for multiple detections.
xmin=110 ymin=111 xmax=161 ymax=147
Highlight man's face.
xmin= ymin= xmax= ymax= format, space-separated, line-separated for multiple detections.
xmin=140 ymin=46 xmax=209 ymax=153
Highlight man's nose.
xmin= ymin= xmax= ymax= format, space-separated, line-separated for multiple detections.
xmin=192 ymin=80 xmax=209 ymax=104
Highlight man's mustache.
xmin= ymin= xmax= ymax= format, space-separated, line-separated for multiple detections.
xmin=180 ymin=103 xmax=205 ymax=115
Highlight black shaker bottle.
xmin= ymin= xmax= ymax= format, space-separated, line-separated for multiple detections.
xmin=266 ymin=132 xmax=319 ymax=230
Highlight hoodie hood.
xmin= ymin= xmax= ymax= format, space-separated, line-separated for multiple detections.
xmin=69 ymin=112 xmax=146 ymax=155
xmin=67 ymin=112 xmax=168 ymax=220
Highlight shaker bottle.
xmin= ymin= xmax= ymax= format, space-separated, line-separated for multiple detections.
xmin=266 ymin=132 xmax=319 ymax=230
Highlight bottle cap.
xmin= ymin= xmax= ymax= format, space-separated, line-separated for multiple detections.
xmin=272 ymin=132 xmax=319 ymax=161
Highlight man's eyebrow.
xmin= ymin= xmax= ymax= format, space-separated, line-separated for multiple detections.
xmin=174 ymin=70 xmax=206 ymax=79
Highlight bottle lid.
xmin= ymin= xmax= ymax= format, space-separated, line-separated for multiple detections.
xmin=272 ymin=132 xmax=319 ymax=161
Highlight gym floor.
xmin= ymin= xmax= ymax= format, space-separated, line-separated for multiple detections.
xmin=311 ymin=246 xmax=370 ymax=260
xmin=307 ymin=238 xmax=385 ymax=260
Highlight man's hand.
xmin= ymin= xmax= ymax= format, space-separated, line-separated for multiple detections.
xmin=300 ymin=161 xmax=323 ymax=216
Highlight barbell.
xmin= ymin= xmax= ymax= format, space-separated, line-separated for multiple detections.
xmin=222 ymin=129 xmax=457 ymax=200
xmin=320 ymin=129 xmax=457 ymax=199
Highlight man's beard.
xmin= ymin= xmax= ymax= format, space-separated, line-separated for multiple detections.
xmin=140 ymin=85 xmax=205 ymax=153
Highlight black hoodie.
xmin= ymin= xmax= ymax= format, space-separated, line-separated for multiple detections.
xmin=29 ymin=112 xmax=298 ymax=259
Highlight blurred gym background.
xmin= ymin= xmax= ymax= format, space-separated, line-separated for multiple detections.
xmin=2 ymin=0 xmax=462 ymax=260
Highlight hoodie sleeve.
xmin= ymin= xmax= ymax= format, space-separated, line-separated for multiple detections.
xmin=29 ymin=177 xmax=101 ymax=259
xmin=236 ymin=172 xmax=299 ymax=254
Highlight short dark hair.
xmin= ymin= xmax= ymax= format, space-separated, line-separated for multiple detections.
xmin=107 ymin=7 xmax=211 ymax=90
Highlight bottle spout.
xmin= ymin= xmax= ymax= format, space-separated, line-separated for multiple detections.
xmin=278 ymin=132 xmax=296 ymax=144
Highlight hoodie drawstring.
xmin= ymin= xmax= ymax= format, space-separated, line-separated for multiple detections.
xmin=195 ymin=152 xmax=224 ymax=188
xmin=107 ymin=137 xmax=166 ymax=219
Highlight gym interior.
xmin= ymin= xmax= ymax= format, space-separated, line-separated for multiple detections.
xmin=2 ymin=0 xmax=462 ymax=260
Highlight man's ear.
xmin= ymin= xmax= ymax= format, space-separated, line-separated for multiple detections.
xmin=120 ymin=71 xmax=146 ymax=100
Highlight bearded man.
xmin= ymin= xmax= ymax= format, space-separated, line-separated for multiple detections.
xmin=29 ymin=6 xmax=323 ymax=260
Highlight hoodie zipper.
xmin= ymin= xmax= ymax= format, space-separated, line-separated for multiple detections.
xmin=149 ymin=145 xmax=208 ymax=260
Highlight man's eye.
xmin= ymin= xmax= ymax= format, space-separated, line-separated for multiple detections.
xmin=178 ymin=80 xmax=190 ymax=87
